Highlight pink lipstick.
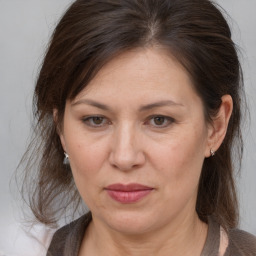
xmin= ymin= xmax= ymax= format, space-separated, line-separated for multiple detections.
xmin=105 ymin=183 xmax=153 ymax=203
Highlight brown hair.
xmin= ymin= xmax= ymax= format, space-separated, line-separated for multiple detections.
xmin=20 ymin=0 xmax=244 ymax=229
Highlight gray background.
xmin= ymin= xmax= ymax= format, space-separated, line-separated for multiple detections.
xmin=0 ymin=1 xmax=255 ymax=255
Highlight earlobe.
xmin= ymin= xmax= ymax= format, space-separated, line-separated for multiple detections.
xmin=205 ymin=95 xmax=233 ymax=157
xmin=53 ymin=109 xmax=67 ymax=152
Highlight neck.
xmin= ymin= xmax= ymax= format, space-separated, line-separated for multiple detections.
xmin=79 ymin=212 xmax=208 ymax=256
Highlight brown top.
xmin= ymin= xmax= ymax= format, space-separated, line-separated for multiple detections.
xmin=47 ymin=212 xmax=256 ymax=256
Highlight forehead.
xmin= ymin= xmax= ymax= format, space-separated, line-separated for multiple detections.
xmin=72 ymin=47 xmax=200 ymax=107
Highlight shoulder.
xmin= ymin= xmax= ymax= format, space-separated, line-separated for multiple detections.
xmin=226 ymin=228 xmax=256 ymax=255
xmin=46 ymin=212 xmax=92 ymax=256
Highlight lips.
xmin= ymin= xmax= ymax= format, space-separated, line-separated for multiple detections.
xmin=105 ymin=183 xmax=153 ymax=203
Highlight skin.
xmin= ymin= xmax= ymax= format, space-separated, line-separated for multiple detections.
xmin=58 ymin=47 xmax=233 ymax=256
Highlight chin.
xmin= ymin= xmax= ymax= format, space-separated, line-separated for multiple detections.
xmin=97 ymin=208 xmax=162 ymax=235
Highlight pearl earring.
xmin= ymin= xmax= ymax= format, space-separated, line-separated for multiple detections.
xmin=210 ymin=149 xmax=215 ymax=157
xmin=63 ymin=152 xmax=70 ymax=165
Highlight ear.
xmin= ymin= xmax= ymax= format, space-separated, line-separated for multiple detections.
xmin=53 ymin=108 xmax=67 ymax=152
xmin=205 ymin=95 xmax=233 ymax=157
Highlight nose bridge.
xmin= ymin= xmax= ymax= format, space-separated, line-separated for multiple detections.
xmin=113 ymin=121 xmax=136 ymax=159
xmin=110 ymin=121 xmax=144 ymax=170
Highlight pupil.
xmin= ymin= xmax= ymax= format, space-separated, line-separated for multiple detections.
xmin=93 ymin=117 xmax=103 ymax=125
xmin=154 ymin=117 xmax=164 ymax=125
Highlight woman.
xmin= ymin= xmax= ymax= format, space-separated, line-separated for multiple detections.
xmin=21 ymin=0 xmax=256 ymax=255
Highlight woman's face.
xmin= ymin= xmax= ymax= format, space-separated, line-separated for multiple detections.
xmin=60 ymin=47 xmax=212 ymax=234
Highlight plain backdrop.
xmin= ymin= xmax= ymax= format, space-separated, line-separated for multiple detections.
xmin=0 ymin=1 xmax=255 ymax=255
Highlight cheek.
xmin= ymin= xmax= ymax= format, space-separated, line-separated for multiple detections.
xmin=150 ymin=126 xmax=207 ymax=191
xmin=67 ymin=139 xmax=109 ymax=208
xmin=63 ymin=118 xmax=109 ymax=176
xmin=69 ymin=140 xmax=108 ymax=180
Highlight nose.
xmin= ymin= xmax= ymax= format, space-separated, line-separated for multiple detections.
xmin=109 ymin=123 xmax=145 ymax=171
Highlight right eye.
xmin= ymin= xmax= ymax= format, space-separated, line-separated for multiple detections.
xmin=82 ymin=116 xmax=109 ymax=127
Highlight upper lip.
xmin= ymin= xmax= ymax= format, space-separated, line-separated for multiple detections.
xmin=105 ymin=183 xmax=153 ymax=192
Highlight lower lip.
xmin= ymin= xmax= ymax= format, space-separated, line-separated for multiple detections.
xmin=106 ymin=189 xmax=153 ymax=203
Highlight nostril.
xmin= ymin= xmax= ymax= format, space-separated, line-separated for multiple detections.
xmin=109 ymin=150 xmax=146 ymax=171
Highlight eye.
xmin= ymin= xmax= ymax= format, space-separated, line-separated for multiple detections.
xmin=147 ymin=115 xmax=174 ymax=128
xmin=82 ymin=116 xmax=109 ymax=127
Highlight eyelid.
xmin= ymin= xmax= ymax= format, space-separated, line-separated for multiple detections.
xmin=145 ymin=115 xmax=175 ymax=128
xmin=82 ymin=115 xmax=110 ymax=127
xmin=81 ymin=114 xmax=175 ymax=128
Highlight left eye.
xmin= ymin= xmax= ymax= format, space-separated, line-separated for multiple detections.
xmin=147 ymin=116 xmax=174 ymax=127
xmin=82 ymin=116 xmax=108 ymax=127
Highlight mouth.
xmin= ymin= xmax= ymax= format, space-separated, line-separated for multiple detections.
xmin=104 ymin=183 xmax=154 ymax=204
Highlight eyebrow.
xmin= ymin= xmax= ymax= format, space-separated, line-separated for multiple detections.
xmin=71 ymin=99 xmax=110 ymax=110
xmin=71 ymin=99 xmax=184 ymax=111
xmin=139 ymin=100 xmax=184 ymax=111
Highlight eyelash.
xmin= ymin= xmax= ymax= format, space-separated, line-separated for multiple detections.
xmin=146 ymin=115 xmax=175 ymax=128
xmin=82 ymin=115 xmax=175 ymax=128
xmin=82 ymin=116 xmax=110 ymax=127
